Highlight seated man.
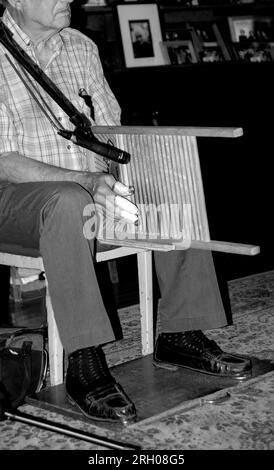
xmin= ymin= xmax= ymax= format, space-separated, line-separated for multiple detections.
xmin=0 ymin=0 xmax=251 ymax=424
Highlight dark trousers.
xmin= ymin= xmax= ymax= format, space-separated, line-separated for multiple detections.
xmin=0 ymin=182 xmax=228 ymax=354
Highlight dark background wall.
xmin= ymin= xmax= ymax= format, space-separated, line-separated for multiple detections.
xmin=108 ymin=61 xmax=274 ymax=281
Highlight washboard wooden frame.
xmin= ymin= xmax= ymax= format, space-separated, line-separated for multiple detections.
xmin=93 ymin=126 xmax=259 ymax=256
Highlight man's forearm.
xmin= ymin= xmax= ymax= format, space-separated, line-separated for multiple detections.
xmin=0 ymin=152 xmax=137 ymax=223
xmin=0 ymin=151 xmax=91 ymax=186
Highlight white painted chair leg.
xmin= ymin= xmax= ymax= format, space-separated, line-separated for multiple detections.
xmin=137 ymin=251 xmax=154 ymax=355
xmin=45 ymin=282 xmax=64 ymax=386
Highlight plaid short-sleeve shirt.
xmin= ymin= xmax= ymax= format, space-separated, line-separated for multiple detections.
xmin=0 ymin=9 xmax=121 ymax=173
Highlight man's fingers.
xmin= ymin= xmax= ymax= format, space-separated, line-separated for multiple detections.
xmin=119 ymin=210 xmax=138 ymax=224
xmin=115 ymin=195 xmax=138 ymax=215
xmin=112 ymin=181 xmax=135 ymax=197
xmin=94 ymin=186 xmax=139 ymax=225
xmin=115 ymin=196 xmax=138 ymax=224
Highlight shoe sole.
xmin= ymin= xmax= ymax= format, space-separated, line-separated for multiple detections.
xmin=66 ymin=392 xmax=137 ymax=425
xmin=153 ymin=358 xmax=252 ymax=381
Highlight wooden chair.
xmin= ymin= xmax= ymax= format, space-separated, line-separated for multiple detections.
xmin=0 ymin=126 xmax=260 ymax=387
xmin=0 ymin=246 xmax=153 ymax=386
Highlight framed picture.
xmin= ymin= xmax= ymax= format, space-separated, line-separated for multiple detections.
xmin=189 ymin=21 xmax=218 ymax=43
xmin=199 ymin=44 xmax=224 ymax=63
xmin=187 ymin=21 xmax=231 ymax=61
xmin=161 ymin=40 xmax=197 ymax=65
xmin=228 ymin=16 xmax=274 ymax=43
xmin=116 ymin=3 xmax=166 ymax=68
xmin=232 ymin=41 xmax=274 ymax=62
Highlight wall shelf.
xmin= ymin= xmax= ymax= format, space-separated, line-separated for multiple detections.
xmin=79 ymin=1 xmax=274 ymax=74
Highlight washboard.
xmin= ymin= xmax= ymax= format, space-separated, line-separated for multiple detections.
xmin=93 ymin=126 xmax=259 ymax=256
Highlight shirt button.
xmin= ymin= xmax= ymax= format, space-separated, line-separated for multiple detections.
xmin=58 ymin=117 xmax=62 ymax=121
xmin=67 ymin=145 xmax=71 ymax=150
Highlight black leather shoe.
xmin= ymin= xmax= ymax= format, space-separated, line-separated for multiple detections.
xmin=153 ymin=331 xmax=252 ymax=380
xmin=66 ymin=346 xmax=137 ymax=424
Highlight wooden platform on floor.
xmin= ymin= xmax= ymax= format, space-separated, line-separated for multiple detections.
xmin=27 ymin=354 xmax=274 ymax=428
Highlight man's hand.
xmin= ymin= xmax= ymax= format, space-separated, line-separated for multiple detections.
xmin=77 ymin=172 xmax=138 ymax=225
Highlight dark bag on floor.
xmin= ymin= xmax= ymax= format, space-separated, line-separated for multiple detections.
xmin=0 ymin=327 xmax=48 ymax=410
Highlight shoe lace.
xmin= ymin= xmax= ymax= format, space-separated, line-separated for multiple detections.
xmin=190 ymin=331 xmax=223 ymax=359
xmin=163 ymin=330 xmax=223 ymax=358
xmin=68 ymin=346 xmax=114 ymax=388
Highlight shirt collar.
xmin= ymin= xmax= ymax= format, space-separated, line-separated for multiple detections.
xmin=2 ymin=9 xmax=63 ymax=54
